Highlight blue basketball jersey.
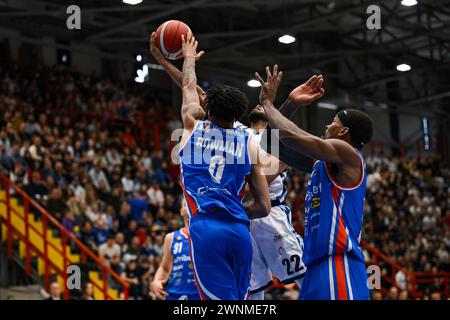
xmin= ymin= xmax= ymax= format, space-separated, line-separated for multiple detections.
xmin=303 ymin=150 xmax=367 ymax=266
xmin=179 ymin=120 xmax=252 ymax=224
xmin=165 ymin=228 xmax=199 ymax=297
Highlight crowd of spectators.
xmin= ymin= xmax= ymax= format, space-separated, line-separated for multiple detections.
xmin=0 ymin=63 xmax=448 ymax=300
xmin=0 ymin=63 xmax=184 ymax=299
xmin=363 ymin=156 xmax=450 ymax=298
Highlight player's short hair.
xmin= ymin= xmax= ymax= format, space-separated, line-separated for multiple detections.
xmin=337 ymin=109 xmax=373 ymax=150
xmin=205 ymin=85 xmax=249 ymax=123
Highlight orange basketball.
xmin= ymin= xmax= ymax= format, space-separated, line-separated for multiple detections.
xmin=155 ymin=20 xmax=192 ymax=60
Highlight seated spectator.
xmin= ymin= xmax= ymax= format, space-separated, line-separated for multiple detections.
xmin=41 ymin=157 xmax=55 ymax=180
xmin=106 ymin=147 xmax=122 ymax=167
xmin=153 ymin=234 xmax=164 ymax=257
xmin=129 ymin=190 xmax=149 ymax=222
xmin=384 ymin=286 xmax=398 ymax=300
xmin=135 ymin=223 xmax=148 ymax=246
xmin=137 ymin=255 xmax=153 ymax=298
xmin=121 ymin=260 xmax=141 ymax=300
xmin=395 ymin=267 xmax=408 ymax=291
xmin=97 ymin=180 xmax=111 ymax=204
xmin=54 ymin=161 xmax=68 ymax=189
xmin=80 ymin=282 xmax=95 ymax=300
xmin=86 ymin=201 xmax=106 ymax=224
xmin=123 ymin=236 xmax=142 ymax=264
xmin=398 ymin=290 xmax=409 ymax=300
xmin=46 ymin=282 xmax=62 ymax=300
xmin=26 ymin=171 xmax=48 ymax=202
xmin=46 ymin=188 xmax=69 ymax=221
xmin=9 ymin=160 xmax=28 ymax=187
xmin=124 ymin=220 xmax=138 ymax=244
xmin=93 ymin=219 xmax=109 ymax=246
xmin=89 ymin=160 xmax=110 ymax=192
xmin=121 ymin=169 xmax=134 ymax=194
xmin=29 ymin=134 xmax=46 ymax=162
xmin=431 ymin=292 xmax=442 ymax=300
xmin=62 ymin=211 xmax=76 ymax=233
xmin=115 ymin=232 xmax=128 ymax=256
xmin=141 ymin=236 xmax=156 ymax=259
xmin=147 ymin=184 xmax=164 ymax=208
xmin=80 ymin=221 xmax=97 ymax=252
xmin=99 ymin=235 xmax=122 ymax=274
xmin=371 ymin=290 xmax=383 ymax=300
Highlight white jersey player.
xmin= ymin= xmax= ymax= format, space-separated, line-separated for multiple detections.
xmin=235 ymin=108 xmax=306 ymax=300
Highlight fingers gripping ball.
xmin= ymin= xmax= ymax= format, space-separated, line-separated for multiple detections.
xmin=155 ymin=20 xmax=192 ymax=60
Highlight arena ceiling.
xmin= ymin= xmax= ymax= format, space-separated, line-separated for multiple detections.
xmin=1 ymin=0 xmax=450 ymax=118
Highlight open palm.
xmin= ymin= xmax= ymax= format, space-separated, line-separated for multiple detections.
xmin=289 ymin=75 xmax=325 ymax=105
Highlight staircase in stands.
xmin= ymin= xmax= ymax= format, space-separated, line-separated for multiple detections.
xmin=0 ymin=176 xmax=128 ymax=300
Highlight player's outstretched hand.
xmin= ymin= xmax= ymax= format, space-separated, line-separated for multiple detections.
xmin=150 ymin=279 xmax=169 ymax=300
xmin=150 ymin=32 xmax=165 ymax=62
xmin=289 ymin=75 xmax=325 ymax=105
xmin=255 ymin=65 xmax=283 ymax=105
xmin=181 ymin=31 xmax=205 ymax=60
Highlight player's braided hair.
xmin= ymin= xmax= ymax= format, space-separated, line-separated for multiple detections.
xmin=337 ymin=109 xmax=373 ymax=150
xmin=205 ymin=85 xmax=249 ymax=123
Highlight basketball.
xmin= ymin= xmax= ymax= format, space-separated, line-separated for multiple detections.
xmin=155 ymin=20 xmax=191 ymax=60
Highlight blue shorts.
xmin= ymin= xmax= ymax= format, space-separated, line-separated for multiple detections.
xmin=300 ymin=253 xmax=369 ymax=300
xmin=166 ymin=293 xmax=201 ymax=300
xmin=189 ymin=217 xmax=252 ymax=300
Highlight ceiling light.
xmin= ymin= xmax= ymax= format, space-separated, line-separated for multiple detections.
xmin=278 ymin=35 xmax=296 ymax=44
xmin=123 ymin=0 xmax=143 ymax=5
xmin=396 ymin=63 xmax=411 ymax=72
xmin=401 ymin=0 xmax=418 ymax=6
xmin=247 ymin=80 xmax=261 ymax=88
xmin=317 ymin=102 xmax=338 ymax=110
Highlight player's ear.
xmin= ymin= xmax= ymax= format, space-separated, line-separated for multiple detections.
xmin=338 ymin=126 xmax=349 ymax=138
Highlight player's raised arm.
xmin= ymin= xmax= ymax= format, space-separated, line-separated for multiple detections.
xmin=279 ymin=75 xmax=325 ymax=119
xmin=150 ymin=32 xmax=207 ymax=108
xmin=265 ymin=75 xmax=325 ymax=172
xmin=180 ymin=32 xmax=206 ymax=133
xmin=150 ymin=232 xmax=173 ymax=300
xmin=256 ymin=65 xmax=360 ymax=167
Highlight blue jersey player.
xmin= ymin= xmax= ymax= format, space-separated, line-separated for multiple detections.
xmin=150 ymin=207 xmax=199 ymax=300
xmin=256 ymin=66 xmax=374 ymax=300
xmin=177 ymin=32 xmax=271 ymax=300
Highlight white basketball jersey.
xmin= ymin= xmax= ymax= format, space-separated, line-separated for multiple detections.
xmin=234 ymin=121 xmax=287 ymax=202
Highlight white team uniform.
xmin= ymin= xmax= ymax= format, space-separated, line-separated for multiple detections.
xmin=234 ymin=122 xmax=307 ymax=293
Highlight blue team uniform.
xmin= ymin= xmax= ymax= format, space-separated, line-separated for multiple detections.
xmin=300 ymin=150 xmax=369 ymax=300
xmin=165 ymin=228 xmax=200 ymax=300
xmin=179 ymin=120 xmax=252 ymax=300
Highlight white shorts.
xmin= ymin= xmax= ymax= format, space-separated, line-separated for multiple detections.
xmin=249 ymin=204 xmax=306 ymax=293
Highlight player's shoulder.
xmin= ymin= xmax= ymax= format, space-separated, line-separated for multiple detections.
xmin=164 ymin=231 xmax=175 ymax=243
xmin=233 ymin=120 xmax=251 ymax=132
